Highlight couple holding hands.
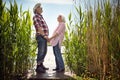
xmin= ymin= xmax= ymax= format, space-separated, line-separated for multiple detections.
xmin=33 ymin=3 xmax=65 ymax=73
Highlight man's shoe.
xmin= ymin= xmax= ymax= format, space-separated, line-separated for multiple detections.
xmin=43 ymin=67 xmax=49 ymax=70
xmin=41 ymin=63 xmax=49 ymax=70
xmin=36 ymin=66 xmax=46 ymax=73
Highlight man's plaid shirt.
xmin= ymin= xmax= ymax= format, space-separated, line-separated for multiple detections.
xmin=33 ymin=13 xmax=49 ymax=36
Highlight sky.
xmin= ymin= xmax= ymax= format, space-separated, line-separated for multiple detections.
xmin=3 ymin=0 xmax=75 ymax=37
xmin=3 ymin=0 xmax=96 ymax=37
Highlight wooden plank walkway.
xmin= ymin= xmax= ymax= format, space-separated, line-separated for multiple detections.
xmin=27 ymin=71 xmax=75 ymax=80
xmin=27 ymin=46 xmax=75 ymax=80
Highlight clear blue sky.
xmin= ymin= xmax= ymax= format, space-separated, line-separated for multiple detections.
xmin=3 ymin=0 xmax=74 ymax=37
xmin=3 ymin=0 xmax=95 ymax=37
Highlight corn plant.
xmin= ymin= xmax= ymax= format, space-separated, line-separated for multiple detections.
xmin=0 ymin=0 xmax=36 ymax=80
xmin=64 ymin=0 xmax=120 ymax=80
xmin=64 ymin=5 xmax=87 ymax=76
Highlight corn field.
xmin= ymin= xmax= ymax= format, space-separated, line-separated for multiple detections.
xmin=64 ymin=0 xmax=120 ymax=80
xmin=0 ymin=0 xmax=36 ymax=80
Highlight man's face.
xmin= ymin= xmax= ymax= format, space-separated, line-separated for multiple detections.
xmin=36 ymin=6 xmax=43 ymax=14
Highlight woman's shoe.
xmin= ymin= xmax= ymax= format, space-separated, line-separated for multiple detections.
xmin=56 ymin=69 xmax=65 ymax=72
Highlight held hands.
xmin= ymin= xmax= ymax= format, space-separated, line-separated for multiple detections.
xmin=44 ymin=36 xmax=52 ymax=42
xmin=43 ymin=33 xmax=56 ymax=42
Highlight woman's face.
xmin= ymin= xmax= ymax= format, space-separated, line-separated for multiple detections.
xmin=57 ymin=15 xmax=62 ymax=22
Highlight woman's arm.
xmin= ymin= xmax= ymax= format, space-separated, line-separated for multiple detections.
xmin=49 ymin=23 xmax=65 ymax=41
xmin=49 ymin=33 xmax=58 ymax=40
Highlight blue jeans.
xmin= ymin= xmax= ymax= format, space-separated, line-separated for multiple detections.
xmin=36 ymin=35 xmax=47 ymax=65
xmin=53 ymin=43 xmax=64 ymax=70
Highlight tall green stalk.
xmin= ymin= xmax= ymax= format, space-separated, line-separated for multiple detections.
xmin=64 ymin=5 xmax=87 ymax=76
xmin=0 ymin=0 xmax=36 ymax=80
xmin=64 ymin=0 xmax=120 ymax=79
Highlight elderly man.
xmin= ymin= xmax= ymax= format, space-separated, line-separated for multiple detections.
xmin=33 ymin=3 xmax=49 ymax=73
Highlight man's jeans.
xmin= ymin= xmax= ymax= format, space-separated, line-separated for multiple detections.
xmin=53 ymin=43 xmax=64 ymax=70
xmin=36 ymin=35 xmax=47 ymax=65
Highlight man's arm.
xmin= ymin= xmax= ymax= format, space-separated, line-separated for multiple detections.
xmin=38 ymin=26 xmax=49 ymax=41
xmin=37 ymin=27 xmax=45 ymax=36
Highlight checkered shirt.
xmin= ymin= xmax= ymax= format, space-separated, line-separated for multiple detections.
xmin=33 ymin=13 xmax=49 ymax=36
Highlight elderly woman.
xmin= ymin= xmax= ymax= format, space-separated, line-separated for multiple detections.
xmin=49 ymin=14 xmax=66 ymax=72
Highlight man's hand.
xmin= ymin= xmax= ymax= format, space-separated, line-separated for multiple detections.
xmin=44 ymin=36 xmax=49 ymax=42
xmin=48 ymin=37 xmax=52 ymax=41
